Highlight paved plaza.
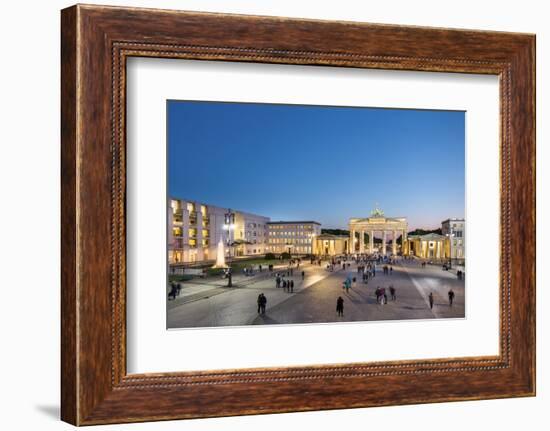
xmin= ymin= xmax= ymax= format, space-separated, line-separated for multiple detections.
xmin=167 ymin=257 xmax=465 ymax=329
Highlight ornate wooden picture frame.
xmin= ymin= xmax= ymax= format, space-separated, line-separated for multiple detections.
xmin=61 ymin=4 xmax=535 ymax=425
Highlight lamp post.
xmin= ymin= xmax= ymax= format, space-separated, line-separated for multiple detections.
xmin=223 ymin=209 xmax=235 ymax=286
xmin=223 ymin=209 xmax=235 ymax=256
xmin=285 ymin=242 xmax=294 ymax=259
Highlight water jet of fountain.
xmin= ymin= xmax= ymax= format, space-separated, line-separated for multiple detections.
xmin=212 ymin=238 xmax=229 ymax=269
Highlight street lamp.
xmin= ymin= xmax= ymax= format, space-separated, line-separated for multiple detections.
xmin=285 ymin=242 xmax=294 ymax=258
xmin=223 ymin=210 xmax=235 ymax=258
xmin=223 ymin=210 xmax=235 ymax=287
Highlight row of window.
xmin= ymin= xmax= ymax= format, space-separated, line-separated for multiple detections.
xmin=172 ymin=227 xmax=209 ymax=238
xmin=268 ymin=238 xmax=312 ymax=245
xmin=171 ymin=200 xmax=208 ymax=217
xmin=266 ymin=245 xmax=312 ymax=253
xmin=424 ymin=239 xmax=464 ymax=248
xmin=268 ymin=231 xmax=315 ymax=237
xmin=268 ymin=224 xmax=315 ymax=231
xmin=245 ymin=231 xmax=263 ymax=237
xmin=247 ymin=222 xmax=267 ymax=229
xmin=187 ymin=238 xmax=209 ymax=248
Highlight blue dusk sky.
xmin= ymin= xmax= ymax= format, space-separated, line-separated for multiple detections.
xmin=168 ymin=100 xmax=465 ymax=231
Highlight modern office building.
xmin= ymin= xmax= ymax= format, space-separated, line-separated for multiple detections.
xmin=168 ymin=198 xmax=270 ymax=264
xmin=441 ymin=218 xmax=466 ymax=263
xmin=266 ymin=221 xmax=321 ymax=255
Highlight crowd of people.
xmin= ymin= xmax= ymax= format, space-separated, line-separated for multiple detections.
xmin=169 ymin=252 xmax=462 ymax=319
xmin=275 ymin=273 xmax=296 ymax=293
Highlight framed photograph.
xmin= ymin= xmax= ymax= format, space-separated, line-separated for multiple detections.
xmin=61 ymin=4 xmax=536 ymax=425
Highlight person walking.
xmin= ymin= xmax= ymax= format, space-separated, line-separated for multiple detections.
xmin=168 ymin=282 xmax=178 ymax=300
xmin=301 ymin=270 xmax=305 ymax=280
xmin=428 ymin=292 xmax=434 ymax=309
xmin=389 ymin=285 xmax=396 ymax=301
xmin=290 ymin=279 xmax=294 ymax=293
xmin=260 ymin=293 xmax=267 ymax=314
xmin=448 ymin=289 xmax=455 ymax=306
xmin=257 ymin=294 xmax=263 ymax=314
xmin=336 ymin=296 xmax=344 ymax=317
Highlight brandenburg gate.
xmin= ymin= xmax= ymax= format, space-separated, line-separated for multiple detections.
xmin=349 ymin=207 xmax=408 ymax=256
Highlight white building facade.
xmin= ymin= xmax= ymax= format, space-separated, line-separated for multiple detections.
xmin=266 ymin=221 xmax=321 ymax=255
xmin=441 ymin=218 xmax=466 ymax=263
xmin=168 ymin=198 xmax=269 ymax=264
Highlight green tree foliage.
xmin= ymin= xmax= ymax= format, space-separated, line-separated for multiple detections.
xmin=321 ymin=228 xmax=350 ymax=236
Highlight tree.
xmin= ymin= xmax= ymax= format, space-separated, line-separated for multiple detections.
xmin=408 ymin=228 xmax=442 ymax=236
xmin=264 ymin=253 xmax=276 ymax=260
xmin=321 ymin=228 xmax=350 ymax=236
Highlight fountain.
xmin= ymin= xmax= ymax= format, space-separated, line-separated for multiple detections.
xmin=212 ymin=238 xmax=229 ymax=269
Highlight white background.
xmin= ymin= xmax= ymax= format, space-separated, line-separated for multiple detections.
xmin=0 ymin=0 xmax=547 ymax=430
xmin=127 ymin=59 xmax=499 ymax=373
